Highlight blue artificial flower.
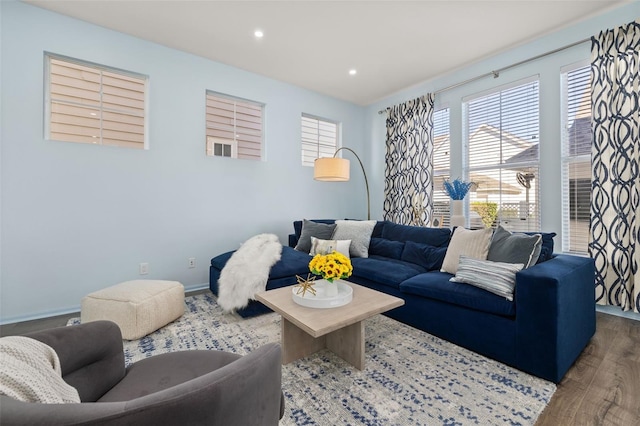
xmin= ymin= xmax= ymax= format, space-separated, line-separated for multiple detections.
xmin=443 ymin=178 xmax=474 ymax=200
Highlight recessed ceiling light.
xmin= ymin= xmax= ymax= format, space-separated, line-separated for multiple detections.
xmin=254 ymin=30 xmax=264 ymax=38
xmin=349 ymin=69 xmax=357 ymax=76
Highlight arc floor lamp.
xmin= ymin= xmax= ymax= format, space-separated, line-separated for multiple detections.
xmin=313 ymin=147 xmax=371 ymax=220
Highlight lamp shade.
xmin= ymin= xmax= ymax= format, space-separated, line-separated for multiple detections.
xmin=314 ymin=157 xmax=350 ymax=181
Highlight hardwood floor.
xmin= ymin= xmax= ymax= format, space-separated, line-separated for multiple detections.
xmin=2 ymin=300 xmax=638 ymax=425
xmin=536 ymin=312 xmax=640 ymax=425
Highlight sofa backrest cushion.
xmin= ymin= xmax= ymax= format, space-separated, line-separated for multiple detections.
xmin=381 ymin=222 xmax=451 ymax=247
xmin=401 ymin=241 xmax=448 ymax=271
xmin=368 ymin=238 xmax=404 ymax=259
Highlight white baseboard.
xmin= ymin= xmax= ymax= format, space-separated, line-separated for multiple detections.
xmin=0 ymin=283 xmax=210 ymax=325
xmin=596 ymin=304 xmax=640 ymax=321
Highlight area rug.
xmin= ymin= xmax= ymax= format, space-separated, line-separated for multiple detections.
xmin=69 ymin=294 xmax=555 ymax=425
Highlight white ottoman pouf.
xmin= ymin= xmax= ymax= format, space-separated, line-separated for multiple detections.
xmin=81 ymin=280 xmax=184 ymax=340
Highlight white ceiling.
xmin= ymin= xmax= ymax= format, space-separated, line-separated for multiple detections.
xmin=25 ymin=0 xmax=628 ymax=105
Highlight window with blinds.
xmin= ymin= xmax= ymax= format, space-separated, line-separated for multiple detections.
xmin=432 ymin=108 xmax=451 ymax=227
xmin=46 ymin=55 xmax=146 ymax=149
xmin=464 ymin=77 xmax=540 ymax=232
xmin=206 ymin=92 xmax=264 ymax=160
xmin=561 ymin=63 xmax=591 ymax=255
xmin=301 ymin=114 xmax=339 ymax=167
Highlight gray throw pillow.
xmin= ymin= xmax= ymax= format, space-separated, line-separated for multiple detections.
xmin=331 ymin=220 xmax=376 ymax=258
xmin=294 ymin=219 xmax=337 ymax=253
xmin=488 ymin=225 xmax=542 ymax=268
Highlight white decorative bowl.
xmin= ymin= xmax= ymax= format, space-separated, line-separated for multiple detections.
xmin=292 ymin=279 xmax=353 ymax=309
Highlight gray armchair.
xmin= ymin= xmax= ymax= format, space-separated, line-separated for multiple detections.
xmin=0 ymin=320 xmax=284 ymax=425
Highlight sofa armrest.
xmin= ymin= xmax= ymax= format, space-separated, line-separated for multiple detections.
xmin=288 ymin=234 xmax=298 ymax=248
xmin=25 ymin=321 xmax=126 ymax=402
xmin=515 ymin=254 xmax=596 ymax=382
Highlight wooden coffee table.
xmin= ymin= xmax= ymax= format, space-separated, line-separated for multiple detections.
xmin=255 ymin=282 xmax=404 ymax=370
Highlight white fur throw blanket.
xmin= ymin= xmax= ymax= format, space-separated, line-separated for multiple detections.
xmin=218 ymin=233 xmax=283 ymax=312
xmin=0 ymin=336 xmax=80 ymax=404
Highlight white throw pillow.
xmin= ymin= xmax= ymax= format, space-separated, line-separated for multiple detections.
xmin=309 ymin=237 xmax=351 ymax=258
xmin=331 ymin=220 xmax=377 ymax=258
xmin=440 ymin=227 xmax=493 ymax=274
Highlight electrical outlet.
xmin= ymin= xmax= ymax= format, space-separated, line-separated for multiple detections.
xmin=188 ymin=258 xmax=196 ymax=268
xmin=139 ymin=262 xmax=149 ymax=275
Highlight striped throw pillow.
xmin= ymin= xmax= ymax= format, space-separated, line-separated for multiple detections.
xmin=450 ymin=255 xmax=524 ymax=301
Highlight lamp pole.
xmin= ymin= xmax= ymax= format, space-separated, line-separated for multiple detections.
xmin=333 ymin=147 xmax=371 ymax=220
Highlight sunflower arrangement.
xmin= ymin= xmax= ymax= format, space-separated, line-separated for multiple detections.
xmin=308 ymin=251 xmax=353 ymax=283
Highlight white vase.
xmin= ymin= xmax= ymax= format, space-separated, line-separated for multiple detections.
xmin=324 ymin=281 xmax=339 ymax=297
xmin=450 ymin=199 xmax=465 ymax=228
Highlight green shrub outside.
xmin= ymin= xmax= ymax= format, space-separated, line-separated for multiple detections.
xmin=471 ymin=202 xmax=498 ymax=228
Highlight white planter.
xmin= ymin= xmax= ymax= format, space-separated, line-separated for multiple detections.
xmin=325 ymin=282 xmax=339 ymax=297
xmin=450 ymin=200 xmax=465 ymax=228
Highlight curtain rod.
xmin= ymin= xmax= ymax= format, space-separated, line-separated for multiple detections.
xmin=377 ymin=37 xmax=590 ymax=115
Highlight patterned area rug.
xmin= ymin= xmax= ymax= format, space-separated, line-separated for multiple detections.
xmin=70 ymin=294 xmax=555 ymax=425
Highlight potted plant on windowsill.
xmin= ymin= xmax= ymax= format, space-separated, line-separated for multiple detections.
xmin=443 ymin=178 xmax=474 ymax=228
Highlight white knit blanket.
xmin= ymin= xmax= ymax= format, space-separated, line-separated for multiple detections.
xmin=0 ymin=336 xmax=80 ymax=404
xmin=218 ymin=233 xmax=283 ymax=312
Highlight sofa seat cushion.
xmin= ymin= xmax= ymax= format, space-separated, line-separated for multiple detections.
xmin=98 ymin=350 xmax=241 ymax=402
xmin=399 ymin=273 xmax=516 ymax=317
xmin=350 ymin=256 xmax=426 ymax=289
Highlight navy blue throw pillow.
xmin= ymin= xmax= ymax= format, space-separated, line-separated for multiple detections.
xmin=524 ymin=232 xmax=556 ymax=264
xmin=368 ymin=238 xmax=405 ymax=260
xmin=401 ymin=241 xmax=448 ymax=271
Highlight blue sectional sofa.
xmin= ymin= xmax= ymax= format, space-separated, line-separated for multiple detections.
xmin=210 ymin=220 xmax=596 ymax=383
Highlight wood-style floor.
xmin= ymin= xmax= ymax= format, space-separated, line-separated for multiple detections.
xmin=1 ymin=300 xmax=638 ymax=425
xmin=537 ymin=312 xmax=640 ymax=425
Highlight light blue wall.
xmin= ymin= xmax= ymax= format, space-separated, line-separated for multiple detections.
xmin=0 ymin=1 xmax=366 ymax=323
xmin=365 ymin=2 xmax=639 ymax=241
xmin=2 ymin=1 xmax=637 ymax=323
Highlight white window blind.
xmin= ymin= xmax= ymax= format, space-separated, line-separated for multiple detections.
xmin=464 ymin=78 xmax=540 ymax=231
xmin=301 ymin=114 xmax=339 ymax=167
xmin=206 ymin=92 xmax=264 ymax=160
xmin=46 ymin=55 xmax=146 ymax=148
xmin=432 ymin=108 xmax=451 ymax=227
xmin=561 ymin=63 xmax=591 ymax=255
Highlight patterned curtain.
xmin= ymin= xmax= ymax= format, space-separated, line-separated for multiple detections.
xmin=589 ymin=20 xmax=640 ymax=313
xmin=384 ymin=95 xmax=434 ymax=226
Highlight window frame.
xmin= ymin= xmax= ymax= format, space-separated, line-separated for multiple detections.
xmin=205 ymin=91 xmax=265 ymax=161
xmin=463 ymin=76 xmax=541 ymax=231
xmin=301 ymin=113 xmax=340 ymax=167
xmin=560 ymin=60 xmax=591 ymax=255
xmin=44 ymin=52 xmax=148 ymax=149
